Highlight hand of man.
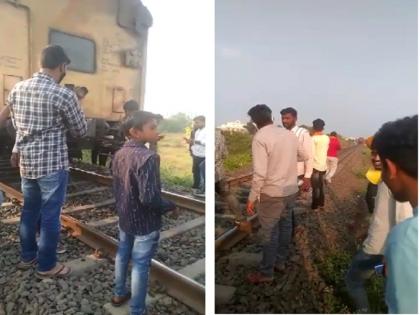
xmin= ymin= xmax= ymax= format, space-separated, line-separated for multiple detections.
xmin=10 ymin=152 xmax=19 ymax=168
xmin=301 ymin=178 xmax=311 ymax=192
xmin=246 ymin=200 xmax=255 ymax=216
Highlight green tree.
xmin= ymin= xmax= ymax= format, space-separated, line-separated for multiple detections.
xmin=159 ymin=112 xmax=191 ymax=133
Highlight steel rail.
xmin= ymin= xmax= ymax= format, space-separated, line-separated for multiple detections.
xmin=215 ymin=145 xmax=360 ymax=253
xmin=0 ymin=180 xmax=205 ymax=314
xmin=215 ymin=214 xmax=259 ymax=252
xmin=225 ymin=172 xmax=252 ymax=189
xmin=69 ymin=167 xmax=205 ymax=214
xmin=61 ymin=215 xmax=205 ymax=314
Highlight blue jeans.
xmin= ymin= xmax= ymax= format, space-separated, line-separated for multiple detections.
xmin=198 ymin=159 xmax=205 ymax=193
xmin=114 ymin=226 xmax=160 ymax=315
xmin=20 ymin=169 xmax=68 ymax=272
xmin=345 ymin=249 xmax=383 ymax=312
xmin=0 ymin=190 xmax=3 ymax=205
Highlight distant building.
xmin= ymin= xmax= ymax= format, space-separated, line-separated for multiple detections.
xmin=218 ymin=120 xmax=248 ymax=133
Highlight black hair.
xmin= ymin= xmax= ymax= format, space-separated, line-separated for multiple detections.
xmin=121 ymin=111 xmax=157 ymax=137
xmin=123 ymin=100 xmax=140 ymax=112
xmin=312 ymin=118 xmax=325 ymax=131
xmin=41 ymin=45 xmax=70 ymax=69
xmin=372 ymin=115 xmax=417 ymax=179
xmin=247 ymin=104 xmax=272 ymax=127
xmin=193 ymin=115 xmax=205 ymax=122
xmin=330 ymin=131 xmax=337 ymax=137
xmin=280 ymin=107 xmax=297 ymax=117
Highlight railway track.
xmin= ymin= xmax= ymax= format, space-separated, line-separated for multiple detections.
xmin=214 ymin=144 xmax=361 ymax=311
xmin=0 ymin=160 xmax=205 ymax=315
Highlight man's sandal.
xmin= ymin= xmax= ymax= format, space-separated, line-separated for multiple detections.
xmin=17 ymin=257 xmax=37 ymax=270
xmin=35 ymin=263 xmax=71 ymax=279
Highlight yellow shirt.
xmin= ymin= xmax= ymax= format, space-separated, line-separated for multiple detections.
xmin=312 ymin=134 xmax=330 ymax=171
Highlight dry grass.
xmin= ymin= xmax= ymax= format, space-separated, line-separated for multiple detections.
xmin=158 ymin=132 xmax=193 ymax=187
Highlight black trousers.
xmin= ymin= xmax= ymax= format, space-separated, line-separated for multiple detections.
xmin=365 ymin=182 xmax=378 ymax=214
xmin=311 ymin=169 xmax=326 ymax=209
xmin=192 ymin=156 xmax=205 ymax=189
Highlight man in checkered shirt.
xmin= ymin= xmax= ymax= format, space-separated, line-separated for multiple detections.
xmin=8 ymin=45 xmax=87 ymax=278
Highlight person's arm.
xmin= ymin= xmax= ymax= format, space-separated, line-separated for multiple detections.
xmin=248 ymin=137 xmax=267 ymax=205
xmin=337 ymin=139 xmax=342 ymax=151
xmin=301 ymin=131 xmax=313 ymax=179
xmin=137 ymin=155 xmax=176 ymax=213
xmin=61 ymin=92 xmax=87 ymax=138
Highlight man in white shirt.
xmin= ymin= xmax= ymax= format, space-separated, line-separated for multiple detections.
xmin=190 ymin=116 xmax=205 ymax=197
xmin=278 ymin=107 xmax=313 ymax=269
xmin=246 ymin=104 xmax=308 ymax=284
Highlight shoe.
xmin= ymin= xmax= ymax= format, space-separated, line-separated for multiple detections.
xmin=111 ymin=292 xmax=131 ymax=307
xmin=193 ymin=190 xmax=205 ymax=198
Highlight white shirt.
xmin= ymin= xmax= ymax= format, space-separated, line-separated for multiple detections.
xmin=363 ymin=182 xmax=413 ymax=255
xmin=191 ymin=127 xmax=205 ymax=158
xmin=291 ymin=125 xmax=313 ymax=178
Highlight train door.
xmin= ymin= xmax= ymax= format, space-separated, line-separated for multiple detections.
xmin=0 ymin=1 xmax=30 ymax=109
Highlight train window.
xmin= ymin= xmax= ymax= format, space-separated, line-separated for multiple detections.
xmin=49 ymin=30 xmax=96 ymax=73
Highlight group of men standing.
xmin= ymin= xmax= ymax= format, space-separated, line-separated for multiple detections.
xmin=240 ymin=104 xmax=339 ymax=284
xmin=220 ymin=103 xmax=417 ymax=313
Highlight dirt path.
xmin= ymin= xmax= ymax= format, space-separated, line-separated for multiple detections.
xmin=216 ymin=145 xmax=374 ymax=313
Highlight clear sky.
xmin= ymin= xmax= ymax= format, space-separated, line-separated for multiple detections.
xmin=142 ymin=0 xmax=212 ymax=119
xmin=216 ymin=0 xmax=417 ymax=137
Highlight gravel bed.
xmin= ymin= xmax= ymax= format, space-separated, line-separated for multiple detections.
xmin=215 ymin=217 xmax=236 ymax=238
xmin=66 ymin=183 xmax=104 ymax=195
xmin=156 ymin=227 xmax=205 ymax=270
xmin=70 ymin=207 xmax=116 ymax=224
xmin=96 ymin=211 xmax=201 ymax=239
xmin=64 ymin=190 xmax=113 ymax=208
xmin=0 ymin=204 xmax=20 ymax=220
xmin=0 ymin=221 xmax=198 ymax=315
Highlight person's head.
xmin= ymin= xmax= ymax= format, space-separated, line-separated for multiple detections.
xmin=280 ymin=107 xmax=298 ymax=130
xmin=312 ymin=118 xmax=325 ymax=132
xmin=193 ymin=116 xmax=205 ymax=129
xmin=247 ymin=104 xmax=273 ymax=129
xmin=75 ymin=86 xmax=89 ymax=101
xmin=372 ymin=115 xmax=417 ymax=203
xmin=121 ymin=111 xmax=160 ymax=143
xmin=365 ymin=135 xmax=381 ymax=170
xmin=123 ymin=100 xmax=140 ymax=118
xmin=330 ymin=131 xmax=337 ymax=137
xmin=40 ymin=45 xmax=70 ymax=84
